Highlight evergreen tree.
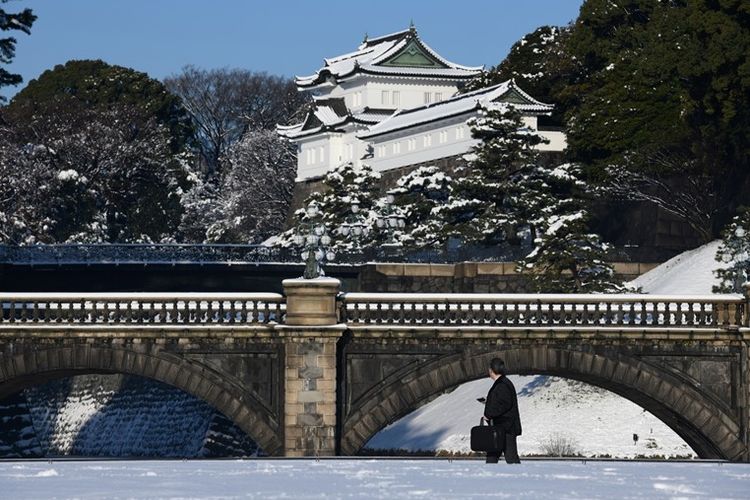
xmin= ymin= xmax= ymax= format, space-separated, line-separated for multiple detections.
xmin=438 ymin=105 xmax=544 ymax=245
xmin=516 ymin=163 xmax=622 ymax=293
xmin=0 ymin=103 xmax=189 ymax=243
xmin=5 ymin=60 xmax=193 ymax=152
xmin=278 ymin=162 xmax=381 ymax=254
xmin=565 ymin=0 xmax=750 ymax=239
xmin=390 ymin=166 xmax=452 ymax=250
xmin=713 ymin=209 xmax=750 ymax=293
xmin=0 ymin=0 xmax=35 ymax=101
xmin=463 ymin=25 xmax=578 ymax=124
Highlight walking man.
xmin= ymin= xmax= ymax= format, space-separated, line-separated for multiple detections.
xmin=483 ymin=357 xmax=522 ymax=464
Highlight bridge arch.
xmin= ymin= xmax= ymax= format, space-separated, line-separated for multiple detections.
xmin=0 ymin=342 xmax=283 ymax=455
xmin=341 ymin=346 xmax=746 ymax=460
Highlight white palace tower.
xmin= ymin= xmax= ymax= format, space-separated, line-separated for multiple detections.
xmin=277 ymin=25 xmax=566 ymax=182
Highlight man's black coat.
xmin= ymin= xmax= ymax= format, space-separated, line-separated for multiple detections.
xmin=484 ymin=375 xmax=522 ymax=436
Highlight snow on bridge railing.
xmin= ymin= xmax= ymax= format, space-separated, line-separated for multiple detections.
xmin=0 ymin=293 xmax=285 ymax=326
xmin=338 ymin=293 xmax=746 ymax=329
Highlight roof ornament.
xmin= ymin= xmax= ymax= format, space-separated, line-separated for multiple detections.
xmin=409 ymin=20 xmax=416 ymax=34
xmin=363 ymin=32 xmax=368 ymax=44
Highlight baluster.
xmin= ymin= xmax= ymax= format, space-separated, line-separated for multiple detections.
xmin=614 ymin=303 xmax=622 ymax=326
xmin=686 ymin=302 xmax=695 ymax=326
xmin=240 ymin=300 xmax=250 ymax=323
xmin=711 ymin=302 xmax=719 ymax=326
xmin=227 ymin=300 xmax=236 ymax=324
xmin=126 ymin=301 xmax=133 ymax=323
xmin=158 ymin=301 xmax=165 ymax=324
xmin=77 ymin=298 xmax=84 ymax=323
xmin=114 ymin=300 xmax=121 ymax=324
xmin=102 ymin=301 xmax=110 ymax=324
xmin=546 ymin=301 xmax=553 ymax=326
xmin=209 ymin=300 xmax=217 ymax=323
xmin=248 ymin=299 xmax=258 ymax=324
xmin=172 ymin=300 xmax=179 ymax=324
xmin=19 ymin=301 xmax=28 ymax=323
xmin=639 ymin=300 xmax=647 ymax=326
xmin=9 ymin=300 xmax=16 ymax=323
xmin=516 ymin=303 xmax=522 ymax=326
xmin=628 ymin=302 xmax=635 ymax=326
xmin=605 ymin=302 xmax=612 ymax=326
xmin=32 ymin=301 xmax=39 ymax=323
xmin=137 ymin=301 xmax=144 ymax=324
xmin=263 ymin=300 xmax=271 ymax=325
xmin=699 ymin=302 xmax=707 ymax=326
xmin=55 ymin=301 xmax=62 ymax=323
xmin=217 ymin=300 xmax=225 ymax=324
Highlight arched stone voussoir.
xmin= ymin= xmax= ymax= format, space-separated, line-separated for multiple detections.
xmin=0 ymin=343 xmax=283 ymax=456
xmin=341 ymin=346 xmax=745 ymax=460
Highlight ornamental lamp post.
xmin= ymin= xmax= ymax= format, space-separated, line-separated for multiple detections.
xmin=339 ymin=200 xmax=370 ymax=258
xmin=294 ymin=202 xmax=336 ymax=279
xmin=376 ymin=192 xmax=406 ymax=246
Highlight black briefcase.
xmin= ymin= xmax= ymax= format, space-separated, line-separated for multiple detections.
xmin=470 ymin=419 xmax=504 ymax=452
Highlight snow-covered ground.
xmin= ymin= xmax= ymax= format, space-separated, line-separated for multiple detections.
xmin=367 ymin=376 xmax=694 ymax=458
xmin=367 ymin=242 xmax=726 ymax=457
xmin=1 ymin=459 xmax=749 ymax=499
xmin=629 ymin=240 xmax=725 ymax=294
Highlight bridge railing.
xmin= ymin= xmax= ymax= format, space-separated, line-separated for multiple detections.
xmin=0 ymin=293 xmax=286 ymax=326
xmin=339 ymin=293 xmax=746 ymax=329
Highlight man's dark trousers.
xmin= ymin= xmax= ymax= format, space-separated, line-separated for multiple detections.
xmin=485 ymin=432 xmax=520 ymax=464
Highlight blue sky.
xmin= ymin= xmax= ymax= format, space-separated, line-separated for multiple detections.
xmin=2 ymin=0 xmax=583 ymax=101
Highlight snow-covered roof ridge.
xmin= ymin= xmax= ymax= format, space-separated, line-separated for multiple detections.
xmin=277 ymin=100 xmax=393 ymax=139
xmin=358 ymin=28 xmax=412 ymax=49
xmin=296 ymin=26 xmax=482 ymax=88
xmin=357 ymin=80 xmax=553 ymax=139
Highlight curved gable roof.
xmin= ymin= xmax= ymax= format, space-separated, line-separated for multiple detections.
xmin=295 ymin=26 xmax=482 ymax=88
xmin=357 ymin=80 xmax=553 ymax=139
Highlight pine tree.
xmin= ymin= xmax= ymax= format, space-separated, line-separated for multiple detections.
xmin=463 ymin=25 xmax=577 ymax=125
xmin=0 ymin=0 xmax=36 ymax=101
xmin=713 ymin=209 xmax=750 ymax=293
xmin=390 ymin=166 xmax=452 ymax=250
xmin=278 ymin=162 xmax=381 ymax=254
xmin=438 ymin=105 xmax=544 ymax=245
xmin=517 ymin=164 xmax=622 ymax=293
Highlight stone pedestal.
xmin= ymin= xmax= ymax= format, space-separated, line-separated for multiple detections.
xmin=278 ymin=277 xmax=342 ymax=457
xmin=283 ymin=277 xmax=341 ymax=326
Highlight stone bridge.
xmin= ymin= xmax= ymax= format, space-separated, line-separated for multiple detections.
xmin=0 ymin=280 xmax=748 ymax=461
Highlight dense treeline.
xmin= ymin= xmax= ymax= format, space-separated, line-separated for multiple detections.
xmin=0 ymin=58 xmax=303 ymax=244
xmin=1 ymin=0 xmax=748 ymax=288
xmin=473 ymin=0 xmax=750 ymax=241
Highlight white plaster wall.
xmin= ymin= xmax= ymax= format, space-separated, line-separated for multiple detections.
xmin=296 ymin=136 xmax=332 ymax=180
xmin=366 ymin=116 xmax=475 ymax=173
xmin=365 ymin=78 xmax=460 ymax=110
xmin=364 ymin=113 xmax=566 ymax=173
xmin=538 ymin=130 xmax=567 ymax=151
